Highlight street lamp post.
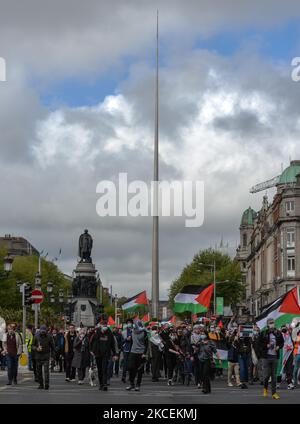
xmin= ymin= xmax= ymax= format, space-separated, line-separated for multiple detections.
xmin=34 ymin=272 xmax=42 ymax=328
xmin=114 ymin=294 xmax=118 ymax=325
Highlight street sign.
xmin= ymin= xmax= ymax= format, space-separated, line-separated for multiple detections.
xmin=216 ymin=297 xmax=224 ymax=315
xmin=31 ymin=289 xmax=44 ymax=304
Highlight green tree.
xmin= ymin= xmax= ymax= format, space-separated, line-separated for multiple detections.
xmin=169 ymin=249 xmax=244 ymax=310
xmin=0 ymin=248 xmax=71 ymax=323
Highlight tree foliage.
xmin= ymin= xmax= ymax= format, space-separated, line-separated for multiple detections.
xmin=169 ymin=249 xmax=244 ymax=310
xmin=0 ymin=247 xmax=71 ymax=325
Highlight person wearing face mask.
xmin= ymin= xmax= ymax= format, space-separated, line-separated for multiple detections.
xmin=226 ymin=330 xmax=241 ymax=387
xmin=149 ymin=325 xmax=163 ymax=382
xmin=121 ymin=319 xmax=133 ymax=383
xmin=257 ymin=318 xmax=284 ymax=399
xmin=126 ymin=320 xmax=148 ymax=391
xmin=2 ymin=324 xmax=23 ymax=386
xmin=32 ymin=325 xmax=55 ymax=390
xmin=190 ymin=325 xmax=203 ymax=388
xmin=249 ymin=325 xmax=262 ymax=384
xmin=160 ymin=323 xmax=182 ymax=386
xmin=65 ymin=324 xmax=77 ymax=382
xmin=198 ymin=334 xmax=221 ymax=394
xmin=90 ymin=318 xmax=117 ymax=391
xmin=72 ymin=327 xmax=90 ymax=385
xmin=280 ymin=325 xmax=294 ymax=390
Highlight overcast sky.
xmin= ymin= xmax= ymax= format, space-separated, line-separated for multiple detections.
xmin=1 ymin=1 xmax=300 ymax=299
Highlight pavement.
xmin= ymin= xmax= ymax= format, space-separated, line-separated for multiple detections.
xmin=0 ymin=370 xmax=299 ymax=404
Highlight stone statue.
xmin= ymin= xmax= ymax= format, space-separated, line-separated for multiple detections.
xmin=78 ymin=229 xmax=93 ymax=262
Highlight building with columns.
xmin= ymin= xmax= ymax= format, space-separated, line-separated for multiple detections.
xmin=236 ymin=160 xmax=300 ymax=316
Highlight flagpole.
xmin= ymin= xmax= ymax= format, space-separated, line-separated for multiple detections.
xmin=151 ymin=9 xmax=159 ymax=319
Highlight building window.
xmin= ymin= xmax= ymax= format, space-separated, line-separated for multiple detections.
xmin=243 ymin=233 xmax=247 ymax=248
xmin=286 ymin=229 xmax=295 ymax=247
xmin=286 ymin=201 xmax=295 ymax=213
xmin=287 ymin=256 xmax=295 ymax=277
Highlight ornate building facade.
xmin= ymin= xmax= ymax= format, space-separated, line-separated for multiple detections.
xmin=237 ymin=161 xmax=300 ymax=316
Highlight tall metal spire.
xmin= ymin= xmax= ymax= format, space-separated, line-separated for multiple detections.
xmin=151 ymin=10 xmax=159 ymax=318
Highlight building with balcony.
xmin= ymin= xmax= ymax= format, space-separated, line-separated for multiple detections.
xmin=236 ymin=160 xmax=300 ymax=316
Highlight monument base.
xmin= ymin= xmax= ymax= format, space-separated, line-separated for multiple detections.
xmin=72 ymin=297 xmax=98 ymax=327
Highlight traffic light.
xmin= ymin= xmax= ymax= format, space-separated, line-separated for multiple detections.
xmin=24 ymin=284 xmax=33 ymax=306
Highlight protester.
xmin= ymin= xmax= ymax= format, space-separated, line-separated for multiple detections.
xmin=126 ymin=320 xmax=148 ymax=391
xmin=54 ymin=328 xmax=65 ymax=373
xmin=149 ymin=325 xmax=163 ymax=382
xmin=65 ymin=324 xmax=77 ymax=382
xmin=25 ymin=325 xmax=34 ymax=372
xmin=226 ymin=329 xmax=241 ymax=387
xmin=2 ymin=324 xmax=23 ymax=385
xmin=292 ymin=328 xmax=300 ymax=388
xmin=257 ymin=318 xmax=284 ymax=399
xmin=198 ymin=333 xmax=221 ymax=394
xmin=280 ymin=325 xmax=294 ymax=389
xmin=90 ymin=319 xmax=117 ymax=391
xmin=32 ymin=325 xmax=55 ymax=390
xmin=160 ymin=323 xmax=181 ymax=386
xmin=121 ymin=319 xmax=133 ymax=383
xmin=72 ymin=327 xmax=90 ymax=384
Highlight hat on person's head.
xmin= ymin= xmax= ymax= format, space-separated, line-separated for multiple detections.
xmin=40 ymin=325 xmax=47 ymax=332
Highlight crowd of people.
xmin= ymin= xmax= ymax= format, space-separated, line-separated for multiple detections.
xmin=0 ymin=316 xmax=300 ymax=399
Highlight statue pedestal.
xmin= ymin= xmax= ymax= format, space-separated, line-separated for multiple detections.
xmin=71 ymin=261 xmax=98 ymax=327
xmin=72 ymin=298 xmax=98 ymax=327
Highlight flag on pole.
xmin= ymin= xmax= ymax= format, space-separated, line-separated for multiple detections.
xmin=121 ymin=291 xmax=149 ymax=312
xmin=169 ymin=316 xmax=176 ymax=324
xmin=108 ymin=316 xmax=115 ymax=326
xmin=256 ymin=287 xmax=300 ymax=329
xmin=173 ymin=284 xmax=214 ymax=314
xmin=142 ymin=313 xmax=150 ymax=323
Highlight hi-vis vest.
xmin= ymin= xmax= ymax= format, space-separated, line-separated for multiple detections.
xmin=26 ymin=333 xmax=33 ymax=353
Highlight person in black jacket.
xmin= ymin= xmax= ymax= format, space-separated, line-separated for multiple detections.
xmin=257 ymin=318 xmax=284 ymax=399
xmin=90 ymin=319 xmax=117 ymax=391
xmin=32 ymin=325 xmax=55 ymax=390
xmin=226 ymin=330 xmax=241 ymax=387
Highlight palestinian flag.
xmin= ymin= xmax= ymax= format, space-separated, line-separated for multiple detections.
xmin=256 ymin=287 xmax=300 ymax=329
xmin=121 ymin=290 xmax=149 ymax=312
xmin=142 ymin=313 xmax=150 ymax=323
xmin=173 ymin=284 xmax=214 ymax=314
xmin=108 ymin=316 xmax=115 ymax=326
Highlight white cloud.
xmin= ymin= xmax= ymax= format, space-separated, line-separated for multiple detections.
xmin=1 ymin=2 xmax=300 ymax=298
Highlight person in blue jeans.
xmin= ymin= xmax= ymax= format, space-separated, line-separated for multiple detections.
xmin=121 ymin=319 xmax=133 ymax=383
xmin=2 ymin=324 xmax=23 ymax=385
xmin=237 ymin=332 xmax=251 ymax=389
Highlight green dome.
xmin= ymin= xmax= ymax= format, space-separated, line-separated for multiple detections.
xmin=241 ymin=207 xmax=256 ymax=226
xmin=278 ymin=161 xmax=300 ymax=185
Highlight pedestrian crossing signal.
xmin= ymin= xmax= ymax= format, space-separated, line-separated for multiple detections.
xmin=24 ymin=284 xmax=34 ymax=306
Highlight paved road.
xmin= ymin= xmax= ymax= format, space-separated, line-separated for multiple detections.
xmin=0 ymin=371 xmax=299 ymax=404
